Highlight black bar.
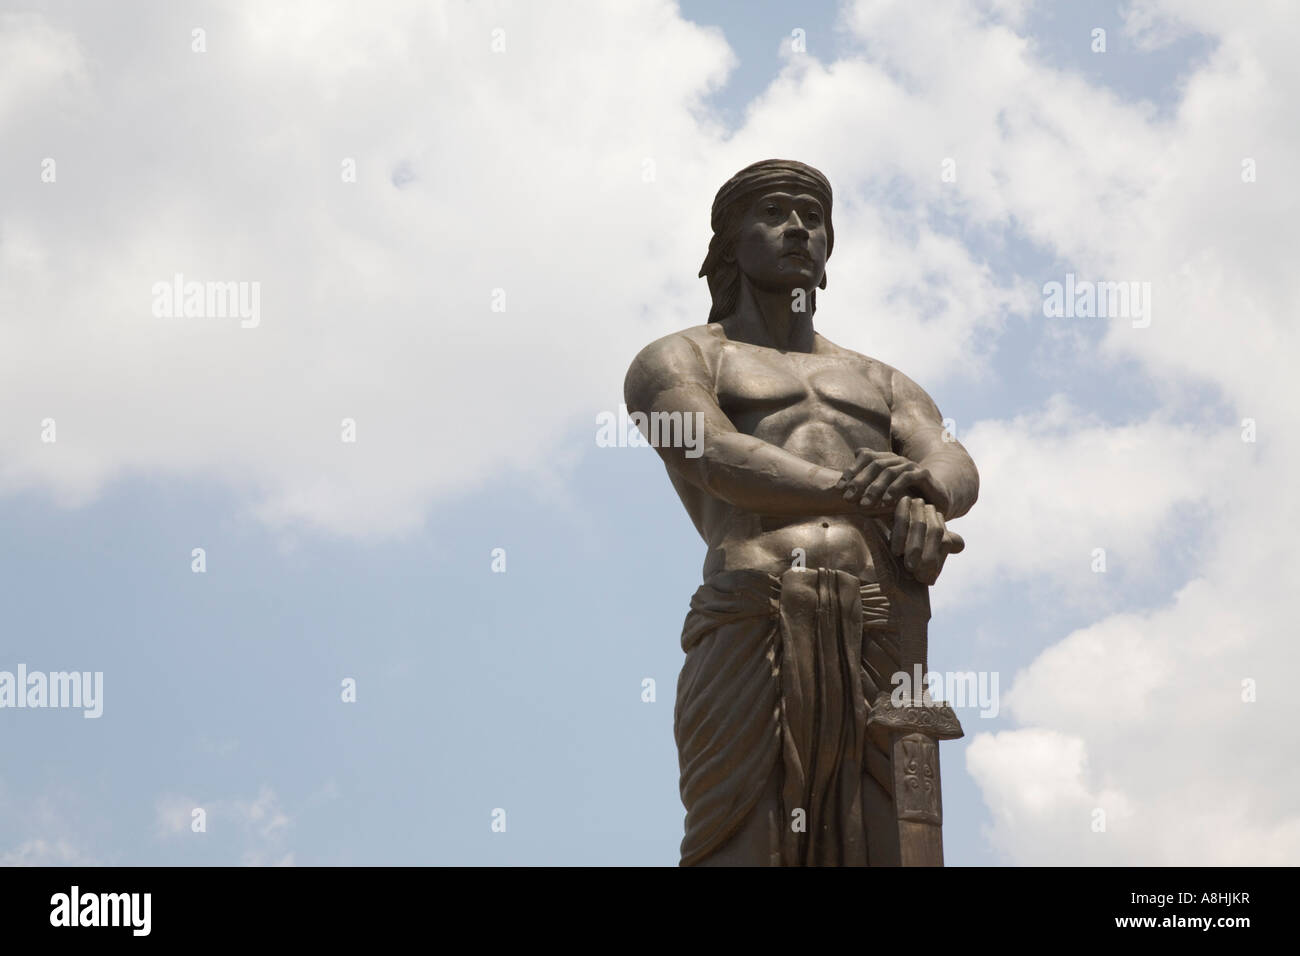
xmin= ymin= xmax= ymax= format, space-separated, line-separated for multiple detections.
xmin=0 ymin=865 xmax=1282 ymax=942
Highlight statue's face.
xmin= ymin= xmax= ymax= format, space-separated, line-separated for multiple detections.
xmin=731 ymin=189 xmax=828 ymax=293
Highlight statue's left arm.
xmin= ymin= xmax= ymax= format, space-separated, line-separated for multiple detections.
xmin=886 ymin=368 xmax=979 ymax=519
xmin=835 ymin=367 xmax=976 ymax=585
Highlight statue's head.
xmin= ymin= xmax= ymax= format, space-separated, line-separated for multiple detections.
xmin=699 ymin=159 xmax=834 ymax=323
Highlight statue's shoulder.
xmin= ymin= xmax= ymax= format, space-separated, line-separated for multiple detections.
xmin=664 ymin=322 xmax=725 ymax=351
xmin=673 ymin=322 xmax=727 ymax=355
xmin=628 ymin=323 xmax=723 ymax=373
xmin=814 ymin=333 xmax=897 ymax=398
xmin=625 ymin=324 xmax=721 ymax=402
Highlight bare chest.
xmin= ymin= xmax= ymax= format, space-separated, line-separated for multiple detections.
xmin=714 ymin=343 xmax=891 ymax=442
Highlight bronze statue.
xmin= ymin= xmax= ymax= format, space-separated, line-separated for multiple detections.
xmin=624 ymin=160 xmax=979 ymax=866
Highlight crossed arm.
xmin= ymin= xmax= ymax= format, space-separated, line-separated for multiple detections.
xmin=623 ymin=334 xmax=867 ymax=515
xmin=623 ymin=333 xmax=979 ymax=583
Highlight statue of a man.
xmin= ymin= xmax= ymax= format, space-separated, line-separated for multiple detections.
xmin=624 ymin=160 xmax=979 ymax=866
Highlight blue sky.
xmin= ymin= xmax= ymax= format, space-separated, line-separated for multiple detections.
xmin=2 ymin=0 xmax=1296 ymax=865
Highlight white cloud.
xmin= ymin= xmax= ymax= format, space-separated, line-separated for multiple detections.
xmin=155 ymin=785 xmax=292 ymax=864
xmin=967 ymin=729 xmax=1135 ymax=865
xmin=969 ymin=476 xmax=1300 ymax=864
xmin=0 ymin=12 xmax=88 ymax=127
xmin=0 ymin=1 xmax=735 ymax=533
xmin=233 ymin=785 xmax=290 ymax=841
xmin=0 ymin=837 xmax=98 ymax=866
xmin=934 ymin=396 xmax=1245 ymax=609
xmin=154 ymin=793 xmax=202 ymax=838
xmin=0 ymin=0 xmax=1029 ymax=536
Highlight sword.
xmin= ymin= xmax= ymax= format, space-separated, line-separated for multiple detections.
xmin=866 ymin=524 xmax=965 ymax=866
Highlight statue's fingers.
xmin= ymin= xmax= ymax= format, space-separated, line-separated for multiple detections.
xmin=891 ymin=496 xmax=911 ymax=554
xmin=917 ymin=522 xmax=950 ymax=585
xmin=921 ymin=505 xmax=944 ymax=567
xmin=942 ymin=530 xmax=965 ymax=554
xmin=914 ymin=559 xmax=941 ymax=586
xmin=904 ymin=497 xmax=926 ymax=571
xmin=849 ymin=459 xmax=892 ymax=499
xmin=863 ymin=462 xmax=904 ymax=503
xmin=844 ymin=448 xmax=872 ymax=476
xmin=878 ymin=465 xmax=921 ymax=505
xmin=839 ymin=448 xmax=883 ymax=485
xmin=841 ymin=461 xmax=878 ymax=497
xmin=850 ymin=446 xmax=889 ymax=467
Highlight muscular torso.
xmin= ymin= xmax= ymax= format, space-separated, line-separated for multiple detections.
xmin=673 ymin=323 xmax=897 ymax=581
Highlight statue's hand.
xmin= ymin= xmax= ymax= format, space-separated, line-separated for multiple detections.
xmin=836 ymin=448 xmax=944 ymax=512
xmin=890 ymin=496 xmax=964 ymax=586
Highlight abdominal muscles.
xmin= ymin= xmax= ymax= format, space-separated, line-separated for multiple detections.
xmin=704 ymin=515 xmax=879 ymax=579
xmin=702 ymin=410 xmax=891 ymax=579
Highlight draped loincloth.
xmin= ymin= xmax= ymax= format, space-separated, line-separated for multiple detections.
xmin=675 ymin=564 xmax=925 ymax=866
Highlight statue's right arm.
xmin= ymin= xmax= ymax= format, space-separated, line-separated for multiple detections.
xmin=623 ymin=334 xmax=866 ymax=516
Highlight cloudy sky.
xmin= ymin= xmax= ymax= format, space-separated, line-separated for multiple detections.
xmin=1 ymin=0 xmax=1296 ymax=865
